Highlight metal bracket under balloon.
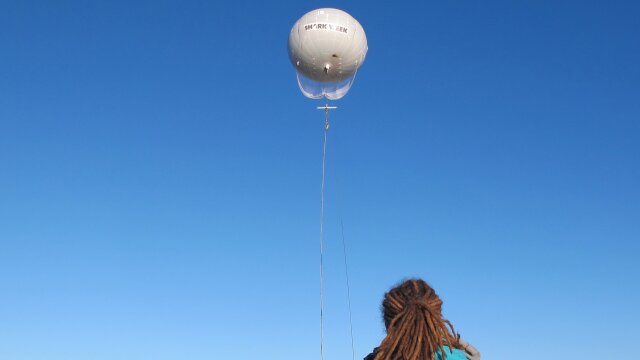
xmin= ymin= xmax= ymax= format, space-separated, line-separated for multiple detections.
xmin=317 ymin=104 xmax=337 ymax=130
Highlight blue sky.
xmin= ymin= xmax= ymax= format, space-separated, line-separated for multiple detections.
xmin=1 ymin=1 xmax=638 ymax=359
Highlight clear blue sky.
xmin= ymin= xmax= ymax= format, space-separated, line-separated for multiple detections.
xmin=1 ymin=1 xmax=638 ymax=359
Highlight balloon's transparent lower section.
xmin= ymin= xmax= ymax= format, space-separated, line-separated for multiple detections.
xmin=295 ymin=70 xmax=358 ymax=100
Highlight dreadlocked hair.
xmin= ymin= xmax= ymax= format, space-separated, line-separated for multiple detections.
xmin=373 ymin=279 xmax=460 ymax=360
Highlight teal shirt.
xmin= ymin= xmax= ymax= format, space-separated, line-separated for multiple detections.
xmin=435 ymin=346 xmax=468 ymax=360
xmin=364 ymin=346 xmax=468 ymax=360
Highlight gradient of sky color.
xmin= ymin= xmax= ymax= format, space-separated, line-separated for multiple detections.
xmin=1 ymin=1 xmax=639 ymax=359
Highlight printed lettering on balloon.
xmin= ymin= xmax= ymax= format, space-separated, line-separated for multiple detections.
xmin=303 ymin=23 xmax=349 ymax=34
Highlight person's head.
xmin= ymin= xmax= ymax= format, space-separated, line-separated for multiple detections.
xmin=374 ymin=278 xmax=459 ymax=360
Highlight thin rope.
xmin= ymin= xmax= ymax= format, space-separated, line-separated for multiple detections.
xmin=319 ymin=104 xmax=329 ymax=360
xmin=324 ymin=104 xmax=356 ymax=360
xmin=318 ymin=104 xmax=356 ymax=360
xmin=340 ymin=219 xmax=356 ymax=360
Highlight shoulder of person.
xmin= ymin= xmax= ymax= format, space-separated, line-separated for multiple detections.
xmin=363 ymin=348 xmax=379 ymax=360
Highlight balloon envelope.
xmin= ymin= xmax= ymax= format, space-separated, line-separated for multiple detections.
xmin=288 ymin=8 xmax=368 ymax=100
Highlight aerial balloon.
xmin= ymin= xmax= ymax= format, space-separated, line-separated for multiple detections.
xmin=288 ymin=8 xmax=368 ymax=100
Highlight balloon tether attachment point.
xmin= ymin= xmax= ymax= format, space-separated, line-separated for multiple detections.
xmin=317 ymin=103 xmax=337 ymax=131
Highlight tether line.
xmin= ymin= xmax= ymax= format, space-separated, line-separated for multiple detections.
xmin=318 ymin=103 xmax=356 ymax=360
xmin=319 ymin=104 xmax=329 ymax=360
xmin=340 ymin=219 xmax=356 ymax=360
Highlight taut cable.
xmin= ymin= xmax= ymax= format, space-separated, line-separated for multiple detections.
xmin=319 ymin=103 xmax=329 ymax=360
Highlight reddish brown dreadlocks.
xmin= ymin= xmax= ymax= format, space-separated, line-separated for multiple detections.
xmin=372 ymin=279 xmax=460 ymax=360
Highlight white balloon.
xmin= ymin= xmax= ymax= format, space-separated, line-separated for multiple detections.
xmin=288 ymin=8 xmax=368 ymax=100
